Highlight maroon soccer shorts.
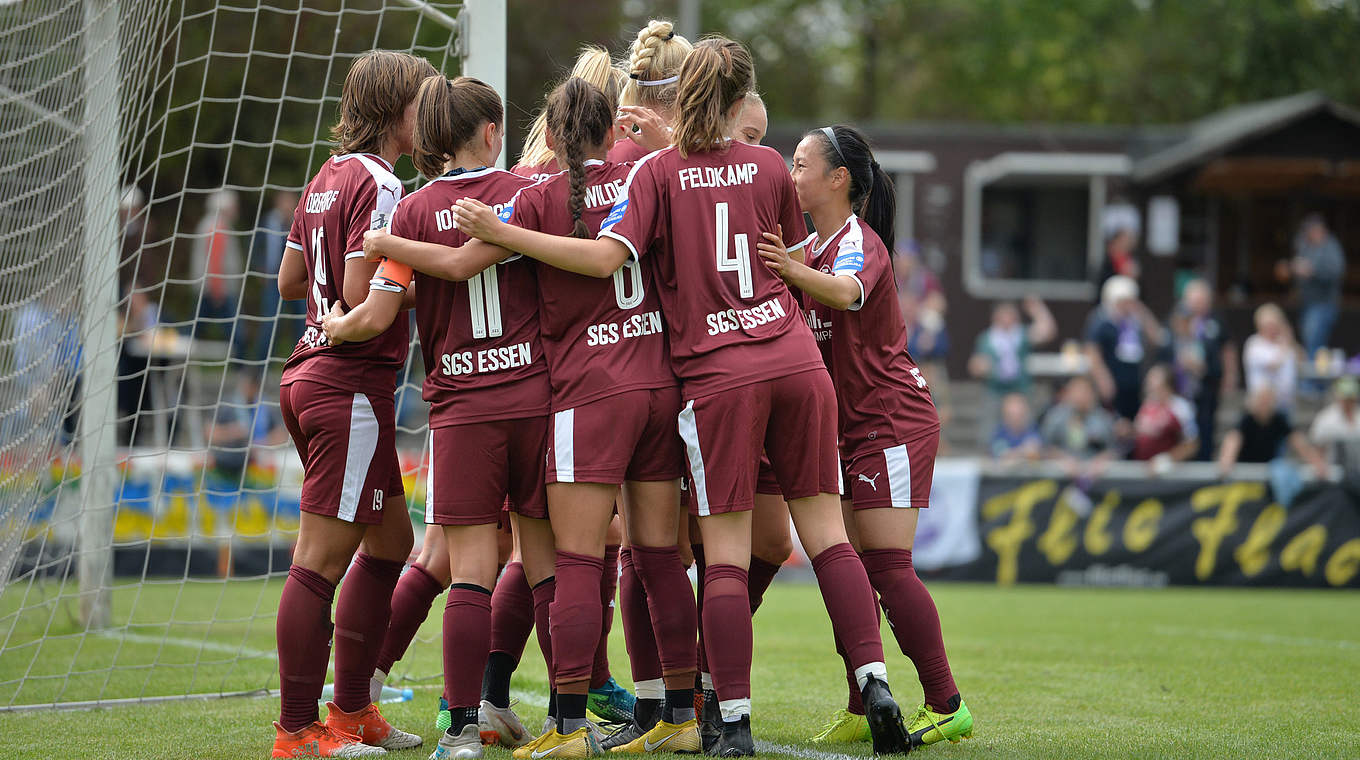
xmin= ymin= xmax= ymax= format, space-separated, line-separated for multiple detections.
xmin=678 ymin=368 xmax=840 ymax=516
xmin=545 ymin=386 xmax=684 ymax=485
xmin=279 ymin=380 xmax=404 ymax=526
xmin=843 ymin=430 xmax=938 ymax=509
xmin=756 ymin=452 xmax=783 ymax=497
xmin=426 ymin=416 xmax=549 ymax=525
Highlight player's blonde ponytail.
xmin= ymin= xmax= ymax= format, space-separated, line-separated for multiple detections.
xmin=618 ymin=19 xmax=692 ymax=111
xmin=518 ymin=46 xmax=619 ymax=170
xmin=672 ymin=37 xmax=754 ymax=158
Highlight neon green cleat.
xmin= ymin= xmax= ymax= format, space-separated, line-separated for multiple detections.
xmin=906 ymin=699 xmax=973 ymax=747
xmin=809 ymin=709 xmax=872 ymax=743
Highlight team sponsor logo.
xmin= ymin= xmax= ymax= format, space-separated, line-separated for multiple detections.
xmin=440 ymin=342 xmax=534 ymax=376
xmin=495 ymin=201 xmax=514 ymax=222
xmin=805 ymin=309 xmax=832 ymax=342
xmin=832 ymin=250 xmax=865 ymax=273
xmin=585 ymin=310 xmax=664 ymax=346
xmin=601 ymin=197 xmax=629 ymax=231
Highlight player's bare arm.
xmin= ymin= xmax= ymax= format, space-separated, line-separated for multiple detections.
xmin=363 ymin=228 xmax=506 ymax=282
xmin=757 ymin=229 xmax=859 ymax=310
xmin=341 ymin=256 xmax=380 ymax=309
xmin=277 ymin=247 xmax=308 ymax=299
xmin=452 ymin=197 xmax=630 ymax=278
xmin=319 ymin=289 xmax=403 ymax=346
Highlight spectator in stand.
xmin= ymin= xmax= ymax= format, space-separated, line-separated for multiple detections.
xmin=1086 ymin=275 xmax=1166 ymax=421
xmin=1041 ymin=375 xmax=1120 ymax=461
xmin=901 ymin=288 xmax=952 ymax=431
xmin=1310 ymin=376 xmax=1360 ymax=481
xmin=1097 ymin=226 xmax=1139 ymax=287
xmin=1217 ymin=386 xmax=1329 ymax=506
xmin=969 ymin=295 xmax=1056 ymax=446
xmin=1277 ymin=214 xmax=1345 ymax=367
xmin=207 ymin=367 xmax=286 ymax=480
xmin=990 ymin=392 xmax=1043 ymax=464
xmin=1243 ymin=302 xmax=1300 ymax=414
xmin=191 ymin=189 xmax=243 ymax=345
xmin=893 ymin=239 xmax=942 ymax=302
xmin=1170 ymin=279 xmax=1238 ymax=461
xmin=248 ymin=190 xmax=301 ymax=360
xmin=1132 ymin=365 xmax=1198 ymax=472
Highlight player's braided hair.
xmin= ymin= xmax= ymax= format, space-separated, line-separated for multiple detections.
xmin=330 ymin=50 xmax=437 ymax=156
xmin=545 ymin=78 xmax=616 ymax=238
xmin=673 ymin=37 xmax=754 ymax=158
xmin=813 ymin=124 xmax=897 ymax=252
xmin=412 ymin=75 xmax=503 ymax=180
xmin=619 ymin=19 xmax=692 ymax=110
xmin=519 ymin=46 xmax=621 ymax=170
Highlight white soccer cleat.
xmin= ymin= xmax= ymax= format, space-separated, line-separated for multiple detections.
xmin=480 ymin=699 xmax=532 ymax=748
xmin=430 ymin=724 xmax=484 ymax=760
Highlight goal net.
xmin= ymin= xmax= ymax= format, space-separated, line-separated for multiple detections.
xmin=0 ymin=0 xmax=501 ymax=710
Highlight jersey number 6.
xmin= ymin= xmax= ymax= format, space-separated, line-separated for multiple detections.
xmin=714 ymin=202 xmax=753 ymax=298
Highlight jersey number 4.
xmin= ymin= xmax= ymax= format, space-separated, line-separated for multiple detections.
xmin=714 ymin=202 xmax=754 ymax=298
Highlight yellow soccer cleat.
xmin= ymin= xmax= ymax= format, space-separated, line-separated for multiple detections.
xmin=906 ymin=699 xmax=974 ymax=747
xmin=514 ymin=726 xmax=602 ymax=759
xmin=609 ymin=719 xmax=700 ymax=754
xmin=809 ymin=709 xmax=871 ymax=744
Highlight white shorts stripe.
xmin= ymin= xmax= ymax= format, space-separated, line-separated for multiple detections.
xmin=884 ymin=444 xmax=912 ymax=508
xmin=554 ymin=408 xmax=576 ymax=483
xmin=425 ymin=428 xmax=435 ymax=524
xmin=677 ymin=401 xmax=711 ymax=516
xmin=836 ymin=453 xmax=844 ymax=496
xmin=339 ymin=393 xmax=380 ymax=522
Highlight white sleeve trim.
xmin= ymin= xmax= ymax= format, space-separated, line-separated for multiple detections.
xmin=344 ymin=250 xmax=366 ymax=260
xmin=599 ymin=229 xmax=641 ymax=264
xmin=844 ymin=273 xmax=867 ymax=311
xmin=788 ymin=233 xmax=812 ymax=254
xmin=285 ymin=240 xmax=303 ymax=251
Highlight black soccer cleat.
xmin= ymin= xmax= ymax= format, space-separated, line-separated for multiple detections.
xmin=708 ymin=714 xmax=754 ymax=758
xmin=861 ymin=675 xmax=911 ymax=755
xmin=699 ymin=689 xmax=722 ymax=755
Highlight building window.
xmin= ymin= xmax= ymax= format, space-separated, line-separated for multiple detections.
xmin=963 ymin=153 xmax=1130 ymax=300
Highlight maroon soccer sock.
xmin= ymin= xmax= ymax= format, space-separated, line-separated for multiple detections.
xmin=531 ymin=577 xmax=557 ymax=688
xmin=551 ymin=551 xmax=604 ymax=687
xmin=631 ymin=544 xmax=698 ymax=676
xmin=489 ymin=561 xmax=534 ymax=662
xmin=701 ymin=563 xmax=753 ymax=705
xmin=811 ymin=543 xmax=885 ymax=678
xmin=835 ymin=634 xmax=866 ymax=715
xmin=332 ymin=553 xmax=405 ymax=712
xmin=375 ymin=562 xmax=445 ymax=675
xmin=618 ymin=547 xmax=663 ymax=685
xmin=590 ymin=544 xmax=621 ymax=689
xmin=691 ymin=543 xmax=708 ymax=679
xmin=277 ymin=565 xmax=336 ymax=732
xmin=747 ymin=555 xmax=781 ymax=614
xmin=444 ymin=584 xmax=493 ymax=711
xmin=861 ymin=548 xmax=959 ymax=711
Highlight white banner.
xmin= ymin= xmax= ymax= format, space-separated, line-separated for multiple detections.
xmin=912 ymin=458 xmax=982 ymax=570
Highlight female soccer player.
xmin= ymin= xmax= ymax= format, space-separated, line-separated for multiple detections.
xmin=610 ymin=19 xmax=691 ymax=163
xmin=271 ymin=50 xmax=433 ymax=759
xmin=757 ymin=124 xmax=973 ymax=748
xmin=448 ymin=38 xmax=911 ymax=758
xmin=516 ymin=45 xmax=625 ymax=180
xmin=325 ymin=74 xmax=552 ymax=760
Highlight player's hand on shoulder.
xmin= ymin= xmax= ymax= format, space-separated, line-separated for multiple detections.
xmin=756 ymin=226 xmax=792 ymax=278
xmin=451 ymin=197 xmax=501 ymax=242
xmin=362 ymin=229 xmax=388 ymax=262
xmin=319 ymin=302 xmax=346 ymax=346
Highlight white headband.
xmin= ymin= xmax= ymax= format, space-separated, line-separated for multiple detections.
xmin=636 ymin=74 xmax=679 ymax=87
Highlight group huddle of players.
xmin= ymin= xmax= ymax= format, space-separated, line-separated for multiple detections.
xmin=269 ymin=18 xmax=973 ymax=760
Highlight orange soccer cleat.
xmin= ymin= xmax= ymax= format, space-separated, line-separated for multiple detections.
xmin=271 ymin=720 xmax=387 ymax=758
xmin=324 ymin=701 xmax=423 ymax=751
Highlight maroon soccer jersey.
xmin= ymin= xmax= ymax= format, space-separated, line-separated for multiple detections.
xmin=607 ymin=137 xmax=650 ymax=164
xmin=511 ymin=160 xmax=558 ymax=183
xmin=802 ymin=214 xmax=940 ymax=459
xmin=507 ymin=159 xmax=675 ymax=410
xmin=598 ymin=141 xmax=822 ymax=397
xmin=281 ymin=153 xmax=409 ymax=393
xmin=388 ymin=167 xmax=550 ymax=426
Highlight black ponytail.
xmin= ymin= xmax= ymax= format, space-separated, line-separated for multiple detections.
xmin=812 ymin=124 xmax=896 ymax=252
xmin=545 ymin=77 xmax=616 ymax=238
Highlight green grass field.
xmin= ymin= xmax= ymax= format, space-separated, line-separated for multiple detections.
xmin=0 ymin=579 xmax=1356 ymax=759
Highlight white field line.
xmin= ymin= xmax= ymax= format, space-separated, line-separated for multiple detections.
xmin=95 ymin=630 xmax=277 ymax=660
xmin=755 ymin=741 xmax=864 ymax=760
xmin=1152 ymin=625 xmax=1359 ymax=651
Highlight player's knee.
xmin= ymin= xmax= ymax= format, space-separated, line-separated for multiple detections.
xmin=752 ymin=533 xmax=793 ymax=565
